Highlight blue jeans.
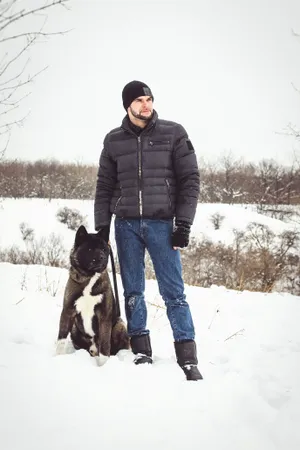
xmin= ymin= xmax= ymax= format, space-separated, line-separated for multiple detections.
xmin=114 ymin=218 xmax=195 ymax=342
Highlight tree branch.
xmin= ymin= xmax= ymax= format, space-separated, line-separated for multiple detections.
xmin=0 ymin=0 xmax=71 ymax=34
xmin=0 ymin=34 xmax=35 ymax=79
xmin=0 ymin=0 xmax=72 ymax=155
xmin=0 ymin=112 xmax=29 ymax=132
xmin=0 ymin=29 xmax=72 ymax=44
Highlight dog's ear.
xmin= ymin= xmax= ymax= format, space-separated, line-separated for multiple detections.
xmin=96 ymin=226 xmax=109 ymax=243
xmin=75 ymin=225 xmax=88 ymax=247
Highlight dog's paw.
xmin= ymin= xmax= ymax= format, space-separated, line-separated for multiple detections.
xmin=89 ymin=343 xmax=98 ymax=357
xmin=55 ymin=338 xmax=67 ymax=355
xmin=95 ymin=354 xmax=109 ymax=366
xmin=65 ymin=340 xmax=75 ymax=354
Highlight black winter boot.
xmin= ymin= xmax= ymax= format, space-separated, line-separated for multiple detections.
xmin=130 ymin=334 xmax=153 ymax=365
xmin=174 ymin=340 xmax=203 ymax=380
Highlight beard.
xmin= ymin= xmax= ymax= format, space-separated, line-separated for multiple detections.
xmin=129 ymin=107 xmax=153 ymax=122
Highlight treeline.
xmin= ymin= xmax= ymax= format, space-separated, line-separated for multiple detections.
xmin=1 ymin=156 xmax=300 ymax=204
xmin=0 ymin=159 xmax=97 ymax=199
xmin=199 ymin=155 xmax=300 ymax=205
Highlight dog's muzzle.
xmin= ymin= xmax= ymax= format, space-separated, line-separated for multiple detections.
xmin=89 ymin=251 xmax=109 ymax=271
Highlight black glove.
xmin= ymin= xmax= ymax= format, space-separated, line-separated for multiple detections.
xmin=96 ymin=225 xmax=110 ymax=243
xmin=171 ymin=221 xmax=191 ymax=248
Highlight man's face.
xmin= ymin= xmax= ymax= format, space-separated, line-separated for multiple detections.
xmin=128 ymin=95 xmax=153 ymax=121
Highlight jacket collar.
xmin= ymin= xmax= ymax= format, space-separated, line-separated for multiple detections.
xmin=121 ymin=109 xmax=158 ymax=135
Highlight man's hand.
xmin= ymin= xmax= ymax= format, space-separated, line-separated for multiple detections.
xmin=171 ymin=221 xmax=191 ymax=249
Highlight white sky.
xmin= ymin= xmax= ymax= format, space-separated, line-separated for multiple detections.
xmin=4 ymin=0 xmax=300 ymax=165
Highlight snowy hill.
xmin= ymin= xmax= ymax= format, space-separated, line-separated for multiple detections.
xmin=0 ymin=262 xmax=299 ymax=449
xmin=0 ymin=198 xmax=300 ymax=449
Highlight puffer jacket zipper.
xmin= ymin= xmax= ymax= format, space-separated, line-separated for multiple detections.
xmin=149 ymin=140 xmax=170 ymax=146
xmin=121 ymin=119 xmax=156 ymax=218
xmin=137 ymin=136 xmax=142 ymax=216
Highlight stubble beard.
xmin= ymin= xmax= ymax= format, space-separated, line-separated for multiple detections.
xmin=130 ymin=107 xmax=153 ymax=122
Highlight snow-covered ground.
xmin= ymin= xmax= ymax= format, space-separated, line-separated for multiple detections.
xmin=0 ymin=198 xmax=300 ymax=449
xmin=0 ymin=198 xmax=298 ymax=252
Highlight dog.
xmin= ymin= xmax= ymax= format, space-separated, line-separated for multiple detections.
xmin=55 ymin=225 xmax=130 ymax=363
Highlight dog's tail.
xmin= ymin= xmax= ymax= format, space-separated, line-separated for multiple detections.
xmin=109 ymin=246 xmax=120 ymax=317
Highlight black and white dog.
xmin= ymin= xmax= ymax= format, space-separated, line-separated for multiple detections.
xmin=55 ymin=225 xmax=129 ymax=363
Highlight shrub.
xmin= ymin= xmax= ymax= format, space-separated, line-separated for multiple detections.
xmin=56 ymin=206 xmax=88 ymax=230
xmin=179 ymin=224 xmax=300 ymax=294
xmin=210 ymin=212 xmax=225 ymax=230
xmin=0 ymin=225 xmax=68 ymax=268
xmin=20 ymin=222 xmax=34 ymax=241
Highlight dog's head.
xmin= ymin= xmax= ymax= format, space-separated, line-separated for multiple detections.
xmin=70 ymin=225 xmax=109 ymax=275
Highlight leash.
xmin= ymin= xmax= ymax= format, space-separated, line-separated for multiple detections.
xmin=109 ymin=246 xmax=121 ymax=318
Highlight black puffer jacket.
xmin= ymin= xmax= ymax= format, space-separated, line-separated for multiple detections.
xmin=94 ymin=110 xmax=200 ymax=229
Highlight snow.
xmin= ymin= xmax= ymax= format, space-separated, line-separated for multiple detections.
xmin=0 ymin=198 xmax=298 ymax=252
xmin=0 ymin=198 xmax=300 ymax=449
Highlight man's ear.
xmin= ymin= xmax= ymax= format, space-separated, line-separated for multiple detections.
xmin=74 ymin=225 xmax=88 ymax=247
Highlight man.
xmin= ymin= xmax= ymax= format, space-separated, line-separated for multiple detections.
xmin=94 ymin=80 xmax=202 ymax=381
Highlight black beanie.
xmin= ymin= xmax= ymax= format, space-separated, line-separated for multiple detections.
xmin=122 ymin=80 xmax=154 ymax=110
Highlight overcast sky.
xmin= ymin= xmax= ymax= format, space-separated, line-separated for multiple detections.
xmin=4 ymin=0 xmax=300 ymax=166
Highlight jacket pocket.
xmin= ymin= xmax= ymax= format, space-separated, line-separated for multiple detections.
xmin=149 ymin=140 xmax=170 ymax=146
xmin=165 ymin=179 xmax=172 ymax=209
xmin=114 ymin=196 xmax=122 ymax=213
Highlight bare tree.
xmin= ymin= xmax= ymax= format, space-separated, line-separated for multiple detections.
xmin=198 ymin=157 xmax=220 ymax=203
xmin=276 ymin=30 xmax=300 ymax=159
xmin=0 ymin=0 xmax=71 ymax=153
